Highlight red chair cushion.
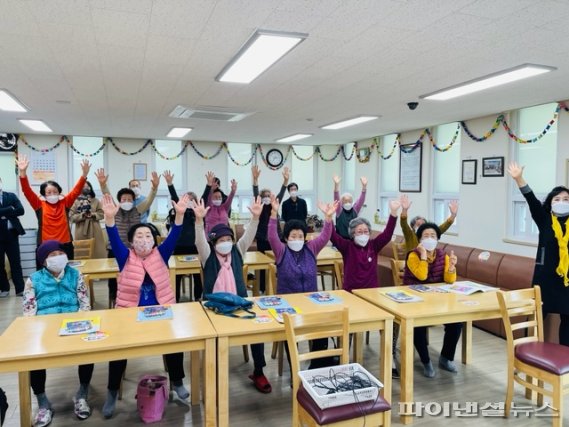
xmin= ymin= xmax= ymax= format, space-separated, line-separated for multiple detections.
xmin=297 ymin=384 xmax=391 ymax=425
xmin=515 ymin=342 xmax=569 ymax=375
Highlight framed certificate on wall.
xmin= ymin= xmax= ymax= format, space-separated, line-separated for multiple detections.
xmin=399 ymin=143 xmax=422 ymax=192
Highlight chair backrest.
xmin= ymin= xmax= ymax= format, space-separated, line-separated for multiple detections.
xmin=391 ymin=240 xmax=407 ymax=261
xmin=497 ymin=287 xmax=544 ymax=353
xmin=268 ymin=263 xmax=277 ymax=296
xmin=390 ymin=259 xmax=405 ymax=286
xmin=73 ymin=238 xmax=95 ymax=260
xmin=283 ymin=308 xmax=350 ymax=392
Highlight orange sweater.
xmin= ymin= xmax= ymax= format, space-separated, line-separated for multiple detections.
xmin=20 ymin=175 xmax=86 ymax=244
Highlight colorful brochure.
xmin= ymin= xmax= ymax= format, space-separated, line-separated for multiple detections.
xmin=256 ymin=296 xmax=291 ymax=310
xmin=439 ymin=281 xmax=498 ymax=295
xmin=384 ymin=291 xmax=423 ymax=303
xmin=408 ymin=284 xmax=449 ymax=293
xmin=59 ymin=317 xmax=101 ymax=336
xmin=307 ymin=292 xmax=342 ymax=304
xmin=137 ymin=305 xmax=173 ymax=321
xmin=268 ymin=307 xmax=301 ymax=323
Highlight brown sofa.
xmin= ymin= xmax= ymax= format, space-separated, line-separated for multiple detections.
xmin=375 ymin=236 xmax=560 ymax=343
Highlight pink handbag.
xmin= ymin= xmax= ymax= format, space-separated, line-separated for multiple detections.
xmin=136 ymin=375 xmax=169 ymax=423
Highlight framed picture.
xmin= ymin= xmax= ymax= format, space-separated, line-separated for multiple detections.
xmin=399 ymin=143 xmax=422 ymax=192
xmin=133 ymin=163 xmax=147 ymax=181
xmin=461 ymin=159 xmax=477 ymax=185
xmin=482 ymin=156 xmax=504 ymax=177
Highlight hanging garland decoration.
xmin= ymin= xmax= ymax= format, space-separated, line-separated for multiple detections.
xmin=66 ymin=136 xmax=107 ymax=157
xmin=399 ymin=130 xmax=427 ymax=153
xmin=224 ymin=142 xmax=257 ymax=166
xmin=188 ymin=141 xmax=225 ymax=160
xmin=502 ymin=103 xmax=560 ymax=144
xmin=291 ymin=145 xmax=316 ymax=161
xmin=107 ymin=137 xmax=152 ymax=155
xmin=461 ymin=114 xmax=504 ymax=142
xmin=374 ymin=136 xmax=398 ymax=160
xmin=316 ymin=145 xmax=344 ymax=162
xmin=18 ymin=135 xmax=64 ymax=153
xmin=150 ymin=140 xmax=189 ymax=160
xmin=341 ymin=143 xmax=356 ymax=161
xmin=427 ymin=124 xmax=460 ymax=152
xmin=257 ymin=145 xmax=292 ymax=170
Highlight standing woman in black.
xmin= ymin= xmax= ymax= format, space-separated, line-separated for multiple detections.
xmin=508 ymin=162 xmax=569 ymax=346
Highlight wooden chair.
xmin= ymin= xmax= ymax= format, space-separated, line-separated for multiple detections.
xmin=283 ymin=308 xmax=390 ymax=427
xmin=390 ymin=258 xmax=405 ymax=287
xmin=73 ymin=238 xmax=95 ymax=303
xmin=391 ymin=240 xmax=406 ymax=261
xmin=497 ymin=286 xmax=569 ymax=427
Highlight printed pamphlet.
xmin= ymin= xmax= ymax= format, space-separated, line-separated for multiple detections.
xmin=307 ymin=292 xmax=342 ymax=304
xmin=439 ymin=281 xmax=497 ymax=295
xmin=384 ymin=291 xmax=423 ymax=303
xmin=137 ymin=305 xmax=173 ymax=321
xmin=268 ymin=307 xmax=301 ymax=323
xmin=59 ymin=317 xmax=101 ymax=336
xmin=256 ymin=296 xmax=291 ymax=310
xmin=177 ymin=255 xmax=198 ymax=262
xmin=408 ymin=284 xmax=449 ymax=293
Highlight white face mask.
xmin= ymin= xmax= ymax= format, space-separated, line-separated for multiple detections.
xmin=552 ymin=201 xmax=569 ymax=216
xmin=343 ymin=203 xmax=353 ymax=211
xmin=289 ymin=191 xmax=298 ymax=198
xmin=132 ymin=239 xmax=154 ymax=256
xmin=46 ymin=254 xmax=68 ymax=273
xmin=287 ymin=239 xmax=304 ymax=252
xmin=262 ymin=197 xmax=271 ymax=205
xmin=46 ymin=195 xmax=60 ymax=204
xmin=354 ymin=234 xmax=369 ymax=247
xmin=212 ymin=199 xmax=222 ymax=207
xmin=421 ymin=237 xmax=438 ymax=252
xmin=120 ymin=202 xmax=134 ymax=211
xmin=131 ymin=187 xmax=141 ymax=197
xmin=215 ymin=241 xmax=233 ymax=255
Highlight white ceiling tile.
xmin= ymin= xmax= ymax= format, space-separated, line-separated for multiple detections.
xmin=91 ymin=8 xmax=150 ymax=49
xmin=89 ymin=0 xmax=153 ymax=14
xmin=26 ymin=0 xmax=92 ymax=26
xmin=149 ymin=0 xmax=215 ymax=39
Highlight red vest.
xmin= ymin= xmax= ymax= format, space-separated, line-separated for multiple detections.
xmin=116 ymin=248 xmax=175 ymax=308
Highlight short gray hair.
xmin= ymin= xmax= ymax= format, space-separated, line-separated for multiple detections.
xmin=348 ymin=217 xmax=371 ymax=239
xmin=340 ymin=192 xmax=353 ymax=202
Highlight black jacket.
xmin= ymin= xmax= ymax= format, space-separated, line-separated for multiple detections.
xmin=0 ymin=191 xmax=25 ymax=236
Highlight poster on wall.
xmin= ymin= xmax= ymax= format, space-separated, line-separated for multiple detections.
xmin=399 ymin=144 xmax=422 ymax=192
xmin=30 ymin=151 xmax=56 ymax=184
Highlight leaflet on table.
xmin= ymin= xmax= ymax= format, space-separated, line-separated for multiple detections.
xmin=59 ymin=317 xmax=101 ymax=336
xmin=256 ymin=296 xmax=291 ymax=310
xmin=67 ymin=260 xmax=85 ymax=268
xmin=137 ymin=305 xmax=173 ymax=321
xmin=439 ymin=281 xmax=498 ymax=295
xmin=384 ymin=291 xmax=423 ymax=303
xmin=307 ymin=292 xmax=342 ymax=304
xmin=408 ymin=284 xmax=449 ymax=293
xmin=177 ymin=255 xmax=198 ymax=262
xmin=268 ymin=307 xmax=301 ymax=323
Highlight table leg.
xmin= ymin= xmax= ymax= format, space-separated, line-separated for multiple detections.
xmin=400 ymin=319 xmax=414 ymax=425
xmin=18 ymin=371 xmax=31 ymax=427
xmin=333 ymin=261 xmax=343 ymax=290
xmin=352 ymin=332 xmax=363 ymax=363
xmin=462 ymin=321 xmax=472 ymax=364
xmin=217 ymin=336 xmax=229 ymax=427
xmin=169 ymin=269 xmax=176 ymax=293
xmin=190 ymin=350 xmax=200 ymax=405
xmin=380 ymin=318 xmax=393 ymax=427
xmin=204 ymin=338 xmax=217 ymax=427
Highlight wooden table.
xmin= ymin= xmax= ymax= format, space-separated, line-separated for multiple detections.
xmin=75 ymin=258 xmax=119 ymax=306
xmin=206 ymin=290 xmax=394 ymax=427
xmin=353 ymin=286 xmax=502 ymax=425
xmin=168 ymin=256 xmax=202 ymax=292
xmin=0 ymin=303 xmax=217 ymax=427
xmin=243 ymin=251 xmax=275 ymax=296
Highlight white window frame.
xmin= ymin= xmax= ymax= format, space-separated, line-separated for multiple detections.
xmin=378 ymin=135 xmax=399 ymax=222
xmin=227 ymin=144 xmax=257 ymax=220
xmin=67 ymin=136 xmax=107 ymax=198
xmin=151 ymin=139 xmax=187 ymax=221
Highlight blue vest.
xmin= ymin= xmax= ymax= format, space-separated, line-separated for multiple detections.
xmin=277 ymin=246 xmax=317 ymax=294
xmin=31 ymin=266 xmax=80 ymax=315
xmin=203 ymin=246 xmax=248 ymax=298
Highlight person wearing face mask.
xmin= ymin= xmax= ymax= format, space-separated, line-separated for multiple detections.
xmin=399 ymin=194 xmax=458 ymax=254
xmin=251 ymin=165 xmax=288 ymax=293
xmin=163 ymin=170 xmax=202 ymax=301
xmin=205 ymin=175 xmax=237 ymax=235
xmin=403 ymin=223 xmax=460 ymax=378
xmin=332 ymin=175 xmax=368 ymax=239
xmin=127 ymin=179 xmax=151 ymax=222
xmin=193 ymin=197 xmax=270 ymax=392
xmin=201 ymin=171 xmax=231 ymax=216
xmin=268 ymin=195 xmax=338 ymax=370
xmin=281 ymin=182 xmax=308 ymax=224
xmin=330 ymin=199 xmax=400 ymax=292
xmin=100 ymin=192 xmax=191 ymax=418
xmin=509 ymin=162 xmax=569 ymax=347
xmin=23 ymin=240 xmax=94 ymax=426
xmin=17 ymin=155 xmax=91 ymax=263
xmin=69 ymin=181 xmax=106 ymax=258
xmin=0 ymin=176 xmax=26 ymax=297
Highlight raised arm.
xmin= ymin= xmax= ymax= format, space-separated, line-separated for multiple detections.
xmin=508 ymin=162 xmax=547 ymax=226
xmin=333 ymin=175 xmax=342 ymax=215
xmin=252 ymin=165 xmax=260 ymax=198
xmin=202 ymin=171 xmax=214 ymax=202
xmin=17 ymin=155 xmax=41 ymax=210
xmin=95 ymin=168 xmax=112 ymax=195
xmin=268 ymin=194 xmax=286 ymax=262
xmin=237 ymin=196 xmax=262 ymax=255
xmin=158 ymin=194 xmax=190 ymax=260
xmin=399 ymin=194 xmax=417 ymax=252
xmin=64 ymin=160 xmax=90 ymax=208
xmin=192 ymin=198 xmax=211 ymax=266
xmin=101 ymin=194 xmax=129 ymax=266
xmin=221 ymin=179 xmax=237 ymax=211
xmin=276 ymin=167 xmax=289 ymax=202
xmin=353 ymin=176 xmax=367 ymax=213
xmin=136 ymin=171 xmax=159 ymax=213
xmin=307 ymin=201 xmax=338 ymax=255
xmin=372 ymin=200 xmax=399 ymax=253
xmin=439 ymin=200 xmax=458 ymax=234
xmin=163 ymin=170 xmax=179 ymax=202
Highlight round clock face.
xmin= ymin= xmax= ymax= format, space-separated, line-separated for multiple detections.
xmin=267 ymin=148 xmax=284 ymax=167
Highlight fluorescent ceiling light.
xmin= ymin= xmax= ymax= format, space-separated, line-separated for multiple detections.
xmin=0 ymin=89 xmax=28 ymax=112
xmin=321 ymin=116 xmax=379 ymax=130
xmin=19 ymin=119 xmax=52 ymax=132
xmin=167 ymin=127 xmax=192 ymax=138
xmin=420 ymin=63 xmax=556 ymax=101
xmin=216 ymin=29 xmax=308 ymax=84
xmin=276 ymin=133 xmax=312 ymax=143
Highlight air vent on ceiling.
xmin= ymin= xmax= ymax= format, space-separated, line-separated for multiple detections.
xmin=169 ymin=105 xmax=254 ymax=122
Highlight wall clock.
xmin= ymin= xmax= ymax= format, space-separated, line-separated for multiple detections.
xmin=266 ymin=148 xmax=284 ymax=167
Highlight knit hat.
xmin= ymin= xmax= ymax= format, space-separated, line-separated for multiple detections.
xmin=208 ymin=224 xmax=234 ymax=242
xmin=36 ymin=240 xmax=64 ymax=267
